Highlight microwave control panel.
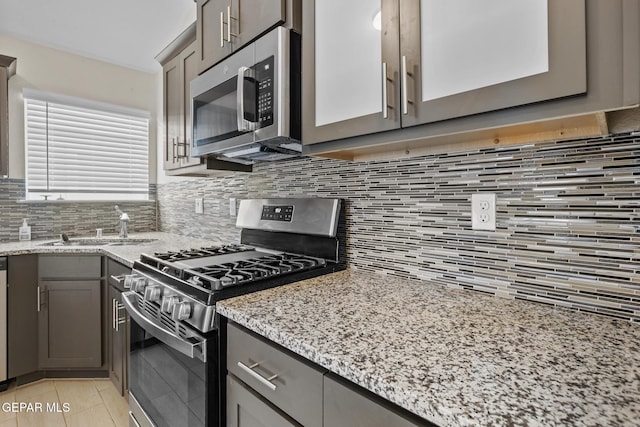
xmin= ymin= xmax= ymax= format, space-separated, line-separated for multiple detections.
xmin=261 ymin=205 xmax=293 ymax=222
xmin=255 ymin=56 xmax=275 ymax=128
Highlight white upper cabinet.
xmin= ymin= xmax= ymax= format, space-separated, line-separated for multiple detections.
xmin=304 ymin=0 xmax=587 ymax=145
xmin=304 ymin=0 xmax=402 ymax=144
xmin=401 ymin=0 xmax=586 ymax=127
xmin=315 ymin=0 xmax=383 ymax=127
xmin=303 ymin=0 xmax=640 ymax=160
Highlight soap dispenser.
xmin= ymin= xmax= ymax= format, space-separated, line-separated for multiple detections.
xmin=19 ymin=218 xmax=31 ymax=241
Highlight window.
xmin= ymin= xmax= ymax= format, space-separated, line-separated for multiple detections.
xmin=24 ymin=89 xmax=149 ymax=201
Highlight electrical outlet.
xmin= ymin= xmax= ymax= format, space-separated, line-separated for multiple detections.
xmin=195 ymin=198 xmax=204 ymax=214
xmin=229 ymin=198 xmax=237 ymax=217
xmin=471 ymin=193 xmax=496 ymax=231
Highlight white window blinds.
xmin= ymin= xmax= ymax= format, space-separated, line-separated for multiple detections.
xmin=24 ymin=90 xmax=149 ymax=200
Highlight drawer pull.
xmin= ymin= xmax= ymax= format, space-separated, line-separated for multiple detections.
xmin=237 ymin=361 xmax=278 ymax=391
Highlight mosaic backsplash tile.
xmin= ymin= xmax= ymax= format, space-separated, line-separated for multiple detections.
xmin=158 ymin=133 xmax=640 ymax=322
xmin=0 ymin=180 xmax=157 ymax=241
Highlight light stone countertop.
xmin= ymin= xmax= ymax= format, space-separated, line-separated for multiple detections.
xmin=217 ymin=269 xmax=640 ymax=427
xmin=0 ymin=232 xmax=225 ymax=267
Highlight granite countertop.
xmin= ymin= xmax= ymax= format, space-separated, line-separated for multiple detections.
xmin=217 ymin=269 xmax=640 ymax=427
xmin=0 ymin=232 xmax=223 ymax=266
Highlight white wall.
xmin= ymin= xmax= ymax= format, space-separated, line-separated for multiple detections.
xmin=2 ymin=34 xmax=158 ymax=181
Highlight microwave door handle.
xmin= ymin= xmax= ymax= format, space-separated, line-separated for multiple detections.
xmin=236 ymin=66 xmax=256 ymax=132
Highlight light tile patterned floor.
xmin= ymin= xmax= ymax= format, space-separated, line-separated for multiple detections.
xmin=0 ymin=379 xmax=128 ymax=427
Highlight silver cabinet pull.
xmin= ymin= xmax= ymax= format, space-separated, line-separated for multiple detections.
xmin=220 ymin=11 xmax=225 ymax=47
xmin=226 ymin=5 xmax=238 ymax=43
xmin=382 ymin=62 xmax=388 ymax=119
xmin=237 ymin=361 xmax=278 ymax=391
xmin=401 ymin=55 xmax=412 ymax=115
xmin=37 ymin=285 xmax=41 ymax=312
xmin=112 ymin=298 xmax=116 ymax=330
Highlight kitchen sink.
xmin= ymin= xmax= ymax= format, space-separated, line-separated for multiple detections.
xmin=39 ymin=238 xmax=157 ymax=247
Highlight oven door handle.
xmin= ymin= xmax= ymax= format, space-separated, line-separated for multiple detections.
xmin=122 ymin=291 xmax=206 ymax=362
xmin=236 ymin=66 xmax=257 ymax=132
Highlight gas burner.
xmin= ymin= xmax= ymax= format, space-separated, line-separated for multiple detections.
xmin=152 ymin=244 xmax=254 ymax=262
xmin=182 ymin=253 xmax=326 ymax=291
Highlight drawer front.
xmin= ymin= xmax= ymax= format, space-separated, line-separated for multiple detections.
xmin=107 ymin=258 xmax=131 ymax=291
xmin=227 ymin=323 xmax=324 ymax=427
xmin=39 ymin=255 xmax=102 ymax=279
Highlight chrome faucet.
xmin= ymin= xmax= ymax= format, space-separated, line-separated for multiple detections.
xmin=114 ymin=205 xmax=129 ymax=238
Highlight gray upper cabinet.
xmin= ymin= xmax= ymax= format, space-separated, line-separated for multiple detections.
xmin=196 ymin=0 xmax=300 ymax=74
xmin=0 ymin=55 xmax=17 ymax=178
xmin=303 ymin=0 xmax=640 ymax=159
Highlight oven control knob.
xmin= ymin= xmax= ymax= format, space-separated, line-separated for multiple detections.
xmin=123 ymin=275 xmax=136 ymax=289
xmin=161 ymin=295 xmax=179 ymax=313
xmin=171 ymin=301 xmax=192 ymax=321
xmin=144 ymin=285 xmax=161 ymax=303
xmin=133 ymin=277 xmax=147 ymax=292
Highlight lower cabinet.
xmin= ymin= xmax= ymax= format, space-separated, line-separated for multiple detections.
xmin=324 ymin=374 xmax=426 ymax=427
xmin=7 ymin=255 xmax=39 ymax=378
xmin=38 ymin=280 xmax=102 ymax=368
xmin=38 ymin=255 xmax=103 ymax=369
xmin=107 ymin=259 xmax=130 ymax=396
xmin=227 ymin=375 xmax=299 ymax=427
xmin=226 ymin=322 xmax=429 ymax=427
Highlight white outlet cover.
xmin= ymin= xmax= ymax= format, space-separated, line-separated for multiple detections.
xmin=229 ymin=198 xmax=237 ymax=217
xmin=471 ymin=193 xmax=496 ymax=231
xmin=195 ymin=198 xmax=204 ymax=214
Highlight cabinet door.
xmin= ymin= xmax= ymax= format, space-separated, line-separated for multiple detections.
xmin=0 ymin=65 xmax=8 ymax=177
xmin=302 ymin=0 xmax=401 ymax=145
xmin=197 ymin=0 xmax=233 ymax=74
xmin=180 ymin=41 xmax=202 ymax=168
xmin=233 ymin=0 xmax=285 ymax=47
xmin=108 ymin=284 xmax=127 ymax=395
xmin=400 ymin=0 xmax=586 ymax=126
xmin=324 ymin=375 xmax=426 ymax=427
xmin=38 ymin=280 xmax=102 ymax=369
xmin=7 ymin=255 xmax=39 ymax=378
xmin=227 ymin=375 xmax=299 ymax=427
xmin=164 ymin=54 xmax=183 ymax=171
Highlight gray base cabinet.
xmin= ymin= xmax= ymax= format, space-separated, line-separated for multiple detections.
xmin=7 ymin=255 xmax=39 ymax=378
xmin=226 ymin=322 xmax=430 ymax=427
xmin=37 ymin=255 xmax=102 ymax=370
xmin=227 ymin=375 xmax=299 ymax=427
xmin=38 ymin=280 xmax=102 ymax=368
xmin=107 ymin=259 xmax=130 ymax=396
xmin=324 ymin=374 xmax=425 ymax=427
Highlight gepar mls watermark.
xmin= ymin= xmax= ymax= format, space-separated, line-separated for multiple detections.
xmin=2 ymin=402 xmax=71 ymax=413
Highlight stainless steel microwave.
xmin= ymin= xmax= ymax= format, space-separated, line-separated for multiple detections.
xmin=190 ymin=26 xmax=301 ymax=164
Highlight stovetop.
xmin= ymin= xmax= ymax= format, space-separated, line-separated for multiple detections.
xmin=133 ymin=243 xmax=336 ymax=306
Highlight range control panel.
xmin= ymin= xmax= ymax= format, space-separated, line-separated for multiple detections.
xmin=261 ymin=205 xmax=293 ymax=222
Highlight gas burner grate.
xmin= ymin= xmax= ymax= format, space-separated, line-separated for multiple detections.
xmin=152 ymin=244 xmax=254 ymax=262
xmin=183 ymin=253 xmax=326 ymax=291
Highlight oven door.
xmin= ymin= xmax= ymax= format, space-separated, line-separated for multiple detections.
xmin=123 ymin=292 xmax=217 ymax=427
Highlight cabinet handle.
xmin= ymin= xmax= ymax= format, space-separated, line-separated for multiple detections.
xmin=220 ymin=11 xmax=225 ymax=47
xmin=401 ymin=55 xmax=412 ymax=115
xmin=226 ymin=6 xmax=238 ymax=43
xmin=172 ymin=138 xmax=177 ymax=161
xmin=237 ymin=361 xmax=278 ymax=391
xmin=37 ymin=286 xmax=41 ymax=312
xmin=112 ymin=298 xmax=116 ymax=330
xmin=382 ymin=62 xmax=388 ymax=119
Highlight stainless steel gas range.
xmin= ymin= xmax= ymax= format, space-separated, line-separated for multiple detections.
xmin=122 ymin=198 xmax=344 ymax=427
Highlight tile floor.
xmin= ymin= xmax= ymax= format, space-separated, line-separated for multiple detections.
xmin=0 ymin=378 xmax=128 ymax=427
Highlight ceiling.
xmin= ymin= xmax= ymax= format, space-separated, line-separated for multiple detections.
xmin=0 ymin=0 xmax=196 ymax=74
